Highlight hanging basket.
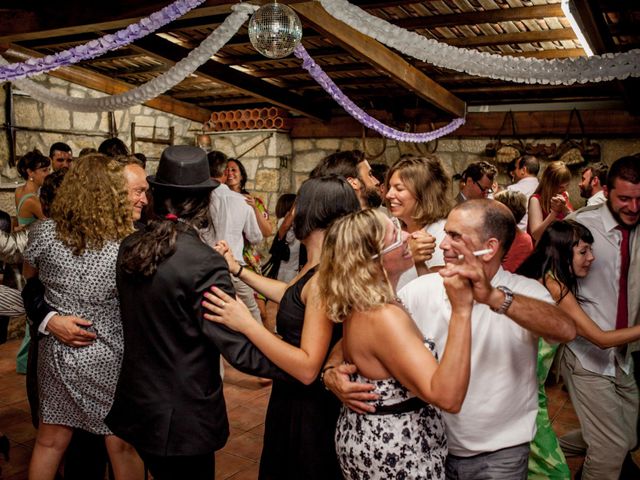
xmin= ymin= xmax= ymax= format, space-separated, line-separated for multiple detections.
xmin=485 ymin=111 xmax=525 ymax=163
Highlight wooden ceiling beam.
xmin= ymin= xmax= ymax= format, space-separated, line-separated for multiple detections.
xmin=393 ymin=4 xmax=564 ymax=29
xmin=200 ymin=97 xmax=275 ymax=107
xmin=0 ymin=1 xmax=237 ymax=43
xmin=4 ymin=46 xmax=211 ymax=123
xmin=173 ymin=88 xmax=231 ymax=99
xmin=292 ymin=1 xmax=466 ymax=117
xmin=447 ymin=28 xmax=576 ymax=48
xmin=570 ymin=0 xmax=640 ymax=113
xmin=131 ymin=34 xmax=330 ymax=121
xmin=290 ymin=110 xmax=640 ymax=138
xmin=216 ymin=47 xmax=345 ymax=66
xmin=247 ymin=62 xmax=371 ymax=79
xmin=508 ymin=48 xmax=586 ymax=59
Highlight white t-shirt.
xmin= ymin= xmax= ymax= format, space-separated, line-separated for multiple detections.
xmin=399 ymin=267 xmax=553 ymax=456
xmin=397 ymin=219 xmax=447 ymax=290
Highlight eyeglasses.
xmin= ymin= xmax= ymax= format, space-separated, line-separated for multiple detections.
xmin=474 ymin=180 xmax=494 ymax=195
xmin=373 ymin=218 xmax=404 ymax=259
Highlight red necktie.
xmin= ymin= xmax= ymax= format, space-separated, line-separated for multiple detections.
xmin=616 ymin=226 xmax=630 ymax=329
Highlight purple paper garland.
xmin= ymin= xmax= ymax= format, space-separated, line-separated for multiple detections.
xmin=0 ymin=0 xmax=205 ymax=82
xmin=294 ymin=45 xmax=464 ymax=143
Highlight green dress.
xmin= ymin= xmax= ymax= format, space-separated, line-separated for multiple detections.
xmin=528 ymin=339 xmax=570 ymax=479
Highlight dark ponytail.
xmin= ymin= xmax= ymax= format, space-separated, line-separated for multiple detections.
xmin=120 ymin=188 xmax=211 ymax=277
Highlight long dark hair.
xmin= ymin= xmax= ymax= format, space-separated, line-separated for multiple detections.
xmin=119 ymin=186 xmax=211 ymax=277
xmin=517 ymin=220 xmax=594 ymax=304
xmin=227 ymin=158 xmax=248 ymax=194
xmin=293 ymin=175 xmax=361 ymax=241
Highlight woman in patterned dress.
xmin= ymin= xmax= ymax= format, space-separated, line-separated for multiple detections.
xmin=518 ymin=220 xmax=640 ymax=479
xmin=318 ymin=209 xmax=474 ymax=480
xmin=23 ymin=155 xmax=142 ymax=480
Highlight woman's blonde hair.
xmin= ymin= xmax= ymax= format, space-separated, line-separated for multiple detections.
xmin=51 ymin=154 xmax=134 ymax=255
xmin=385 ymin=154 xmax=451 ymax=227
xmin=318 ymin=209 xmax=396 ymax=323
xmin=534 ymin=161 xmax=571 ymax=214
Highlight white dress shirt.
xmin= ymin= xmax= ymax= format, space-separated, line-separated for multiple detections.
xmin=567 ymin=204 xmax=639 ymax=376
xmin=399 ymin=267 xmax=552 ymax=456
xmin=507 ymin=176 xmax=539 ymax=231
xmin=202 ymin=184 xmax=263 ymax=264
xmin=586 ymin=190 xmax=607 ymax=206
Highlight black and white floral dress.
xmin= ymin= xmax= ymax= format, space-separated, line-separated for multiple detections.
xmin=334 ymin=340 xmax=447 ymax=480
xmin=24 ymin=220 xmax=123 ymax=435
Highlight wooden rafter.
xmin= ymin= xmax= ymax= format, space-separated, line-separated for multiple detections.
xmin=3 ymin=46 xmax=211 ymax=123
xmin=290 ymin=110 xmax=640 ymax=138
xmin=292 ymin=1 xmax=466 ymax=117
xmin=130 ymin=34 xmax=330 ymax=121
xmin=447 ymin=28 xmax=576 ymax=48
xmin=569 ymin=0 xmax=640 ymax=113
xmin=393 ymin=5 xmax=565 ymax=29
xmin=0 ymin=1 xmax=236 ymax=43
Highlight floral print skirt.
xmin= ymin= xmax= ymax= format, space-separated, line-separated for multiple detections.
xmin=335 ymin=374 xmax=447 ymax=480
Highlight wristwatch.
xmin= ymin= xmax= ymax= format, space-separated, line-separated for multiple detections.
xmin=490 ymin=286 xmax=514 ymax=315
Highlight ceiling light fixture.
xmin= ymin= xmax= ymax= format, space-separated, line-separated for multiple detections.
xmin=561 ymin=0 xmax=595 ymax=57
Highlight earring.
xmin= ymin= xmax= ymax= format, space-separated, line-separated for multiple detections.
xmin=29 ymin=177 xmax=34 ymax=181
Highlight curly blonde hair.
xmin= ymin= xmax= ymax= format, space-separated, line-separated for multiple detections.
xmin=51 ymin=154 xmax=134 ymax=255
xmin=319 ymin=209 xmax=396 ymax=323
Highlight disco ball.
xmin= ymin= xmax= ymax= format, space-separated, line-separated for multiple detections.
xmin=248 ymin=2 xmax=303 ymax=59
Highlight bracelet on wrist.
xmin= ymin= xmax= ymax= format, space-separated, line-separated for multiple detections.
xmin=232 ymin=264 xmax=244 ymax=278
xmin=320 ymin=365 xmax=336 ymax=389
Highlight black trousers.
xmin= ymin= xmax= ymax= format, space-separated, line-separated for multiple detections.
xmin=139 ymin=451 xmax=215 ymax=480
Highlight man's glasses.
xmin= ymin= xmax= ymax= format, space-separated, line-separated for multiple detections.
xmin=373 ymin=218 xmax=403 ymax=259
xmin=474 ymin=180 xmax=494 ymax=195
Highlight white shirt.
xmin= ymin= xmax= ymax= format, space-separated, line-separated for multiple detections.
xmin=397 ymin=219 xmax=446 ymax=290
xmin=507 ymin=176 xmax=539 ymax=231
xmin=567 ymin=204 xmax=639 ymax=376
xmin=586 ymin=190 xmax=606 ymax=206
xmin=399 ymin=267 xmax=553 ymax=456
xmin=202 ymin=184 xmax=263 ymax=264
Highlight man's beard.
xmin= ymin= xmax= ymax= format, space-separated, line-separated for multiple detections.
xmin=608 ymin=198 xmax=640 ymax=229
xmin=363 ymin=186 xmax=383 ymax=208
xmin=579 ymin=184 xmax=592 ymax=199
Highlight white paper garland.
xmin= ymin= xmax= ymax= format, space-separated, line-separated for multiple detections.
xmin=320 ymin=0 xmax=640 ymax=85
xmin=9 ymin=3 xmax=258 ymax=112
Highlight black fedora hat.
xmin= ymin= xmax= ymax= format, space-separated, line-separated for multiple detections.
xmin=148 ymin=145 xmax=219 ymax=191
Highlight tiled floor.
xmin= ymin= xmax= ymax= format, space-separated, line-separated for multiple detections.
xmin=0 ymin=335 xmax=631 ymax=480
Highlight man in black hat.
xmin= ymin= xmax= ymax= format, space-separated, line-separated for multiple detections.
xmin=105 ymin=146 xmax=289 ymax=479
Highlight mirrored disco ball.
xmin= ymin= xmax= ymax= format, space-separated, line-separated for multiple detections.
xmin=248 ymin=3 xmax=303 ymax=59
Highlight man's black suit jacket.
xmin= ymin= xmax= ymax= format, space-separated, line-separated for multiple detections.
xmin=105 ymin=228 xmax=289 ymax=457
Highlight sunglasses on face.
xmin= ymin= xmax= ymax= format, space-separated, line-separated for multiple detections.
xmin=373 ymin=217 xmax=404 ymax=259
